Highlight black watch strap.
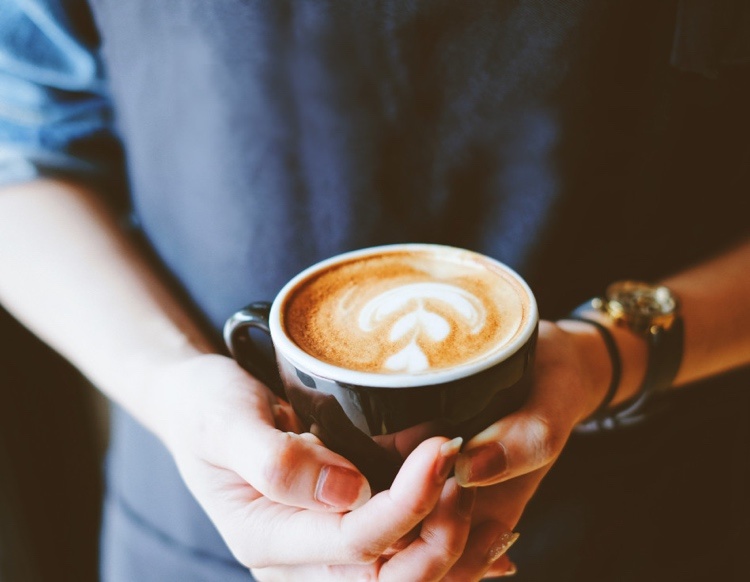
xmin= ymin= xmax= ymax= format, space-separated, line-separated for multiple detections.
xmin=640 ymin=316 xmax=684 ymax=395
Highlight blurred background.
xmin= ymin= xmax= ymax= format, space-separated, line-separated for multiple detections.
xmin=0 ymin=305 xmax=107 ymax=582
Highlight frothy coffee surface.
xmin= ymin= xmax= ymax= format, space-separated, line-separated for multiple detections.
xmin=283 ymin=250 xmax=529 ymax=374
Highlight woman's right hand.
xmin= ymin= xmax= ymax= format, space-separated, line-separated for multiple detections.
xmin=145 ymin=354 xmax=511 ymax=580
xmin=0 ymin=179 xmax=517 ymax=580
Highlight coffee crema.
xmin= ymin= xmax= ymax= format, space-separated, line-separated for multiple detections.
xmin=282 ymin=249 xmax=530 ymax=374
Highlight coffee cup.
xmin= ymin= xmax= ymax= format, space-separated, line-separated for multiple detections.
xmin=224 ymin=244 xmax=538 ymax=491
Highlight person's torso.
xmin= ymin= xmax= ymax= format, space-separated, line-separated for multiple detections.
xmin=86 ymin=0 xmax=749 ymax=572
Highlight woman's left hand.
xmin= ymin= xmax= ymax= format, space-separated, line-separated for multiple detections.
xmin=454 ymin=319 xmax=619 ymax=576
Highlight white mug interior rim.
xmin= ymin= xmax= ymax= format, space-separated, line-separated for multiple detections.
xmin=269 ymin=243 xmax=539 ymax=388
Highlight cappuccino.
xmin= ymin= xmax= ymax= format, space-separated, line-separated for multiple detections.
xmin=282 ymin=248 xmax=531 ymax=374
xmin=226 ymin=245 xmax=538 ymax=489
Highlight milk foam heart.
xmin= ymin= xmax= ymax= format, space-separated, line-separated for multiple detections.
xmin=357 ymin=282 xmax=486 ymax=372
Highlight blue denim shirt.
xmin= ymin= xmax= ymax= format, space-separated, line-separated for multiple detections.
xmin=0 ymin=0 xmax=116 ymax=186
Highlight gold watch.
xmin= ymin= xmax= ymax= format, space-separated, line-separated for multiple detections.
xmin=594 ymin=281 xmax=680 ymax=337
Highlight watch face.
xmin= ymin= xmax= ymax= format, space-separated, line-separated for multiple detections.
xmin=605 ymin=281 xmax=678 ymax=334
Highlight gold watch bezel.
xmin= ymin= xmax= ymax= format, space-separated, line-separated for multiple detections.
xmin=599 ymin=281 xmax=679 ymax=336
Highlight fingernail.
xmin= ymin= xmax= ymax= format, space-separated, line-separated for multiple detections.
xmin=500 ymin=561 xmax=518 ymax=576
xmin=456 ymin=486 xmax=476 ymax=519
xmin=315 ymin=466 xmax=367 ymax=509
xmin=455 ymin=441 xmax=508 ymax=486
xmin=488 ymin=531 xmax=520 ymax=563
xmin=435 ymin=437 xmax=463 ymax=483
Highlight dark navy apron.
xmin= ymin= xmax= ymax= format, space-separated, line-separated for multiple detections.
xmin=85 ymin=1 xmax=749 ymax=580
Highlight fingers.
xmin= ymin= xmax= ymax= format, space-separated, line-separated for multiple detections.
xmin=471 ymin=467 xmax=551 ymax=530
xmin=372 ymin=420 xmax=445 ymax=459
xmin=229 ymin=436 xmax=459 ymax=568
xmin=455 ymin=406 xmax=568 ymax=487
xmin=225 ymin=419 xmax=371 ymax=511
xmin=263 ymin=479 xmax=475 ymax=581
xmin=212 ymin=365 xmax=372 ymax=511
xmin=169 ymin=356 xmax=370 ymax=511
xmin=455 ymin=322 xmax=598 ymax=488
xmin=442 ymin=521 xmax=519 ymax=581
xmin=379 ymin=479 xmax=475 ymax=581
xmin=449 ymin=468 xmax=549 ymax=580
xmin=336 ymin=437 xmax=462 ymax=564
xmin=455 ymin=362 xmax=580 ymax=487
xmin=485 ymin=555 xmax=518 ymax=578
xmin=271 ymin=400 xmax=305 ymax=433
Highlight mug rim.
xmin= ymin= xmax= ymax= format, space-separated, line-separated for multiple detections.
xmin=269 ymin=243 xmax=539 ymax=388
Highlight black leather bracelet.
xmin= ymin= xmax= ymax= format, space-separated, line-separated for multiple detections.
xmin=568 ymin=298 xmax=684 ymax=432
xmin=561 ymin=316 xmax=622 ymax=431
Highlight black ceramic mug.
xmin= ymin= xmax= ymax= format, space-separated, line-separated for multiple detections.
xmin=224 ymin=244 xmax=538 ymax=491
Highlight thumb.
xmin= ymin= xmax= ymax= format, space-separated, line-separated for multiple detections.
xmin=225 ymin=419 xmax=372 ymax=511
xmin=454 ymin=406 xmax=569 ymax=487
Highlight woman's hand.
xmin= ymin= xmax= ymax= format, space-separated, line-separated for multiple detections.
xmin=456 ymin=320 xmax=610 ymax=487
xmin=248 ymin=320 xmax=602 ymax=580
xmin=147 ymin=353 xmax=514 ymax=580
xmin=251 ymin=478 xmax=520 ymax=582
xmin=453 ymin=320 xmax=620 ymax=576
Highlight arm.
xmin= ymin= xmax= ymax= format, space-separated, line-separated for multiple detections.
xmin=543 ymin=237 xmax=750 ymax=431
xmin=453 ymin=238 xmax=750 ymax=575
xmin=461 ymin=236 xmax=750 ymax=487
xmin=0 ymin=178 xmax=214 ymax=433
xmin=0 ymin=3 xmax=511 ymax=576
xmin=0 ymin=178 xmax=499 ymax=579
xmin=666 ymin=239 xmax=750 ymax=387
xmin=564 ymin=237 xmax=750 ymax=409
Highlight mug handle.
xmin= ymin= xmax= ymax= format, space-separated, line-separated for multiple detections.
xmin=223 ymin=302 xmax=286 ymax=399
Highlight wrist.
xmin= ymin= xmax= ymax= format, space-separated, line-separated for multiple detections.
xmin=144 ymin=351 xmax=234 ymax=453
xmin=556 ymin=314 xmax=649 ymax=423
xmin=554 ymin=319 xmax=614 ymax=423
xmin=569 ymin=309 xmax=648 ymax=407
xmin=101 ymin=323 xmax=215 ymax=444
xmin=138 ymin=352 xmax=272 ymax=460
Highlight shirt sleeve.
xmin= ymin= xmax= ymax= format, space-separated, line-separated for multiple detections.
xmin=0 ymin=0 xmax=122 ymax=187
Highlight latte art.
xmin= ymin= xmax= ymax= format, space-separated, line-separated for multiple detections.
xmin=355 ymin=283 xmax=487 ymax=372
xmin=283 ymin=250 xmax=530 ymax=374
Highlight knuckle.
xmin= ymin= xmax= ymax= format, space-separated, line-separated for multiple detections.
xmin=421 ymin=527 xmax=463 ymax=562
xmin=402 ymin=496 xmax=434 ymax=520
xmin=343 ymin=539 xmax=381 ymax=565
xmin=444 ymin=544 xmax=465 ymax=562
xmin=260 ymin=434 xmax=299 ymax=497
xmin=528 ymin=414 xmax=564 ymax=463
